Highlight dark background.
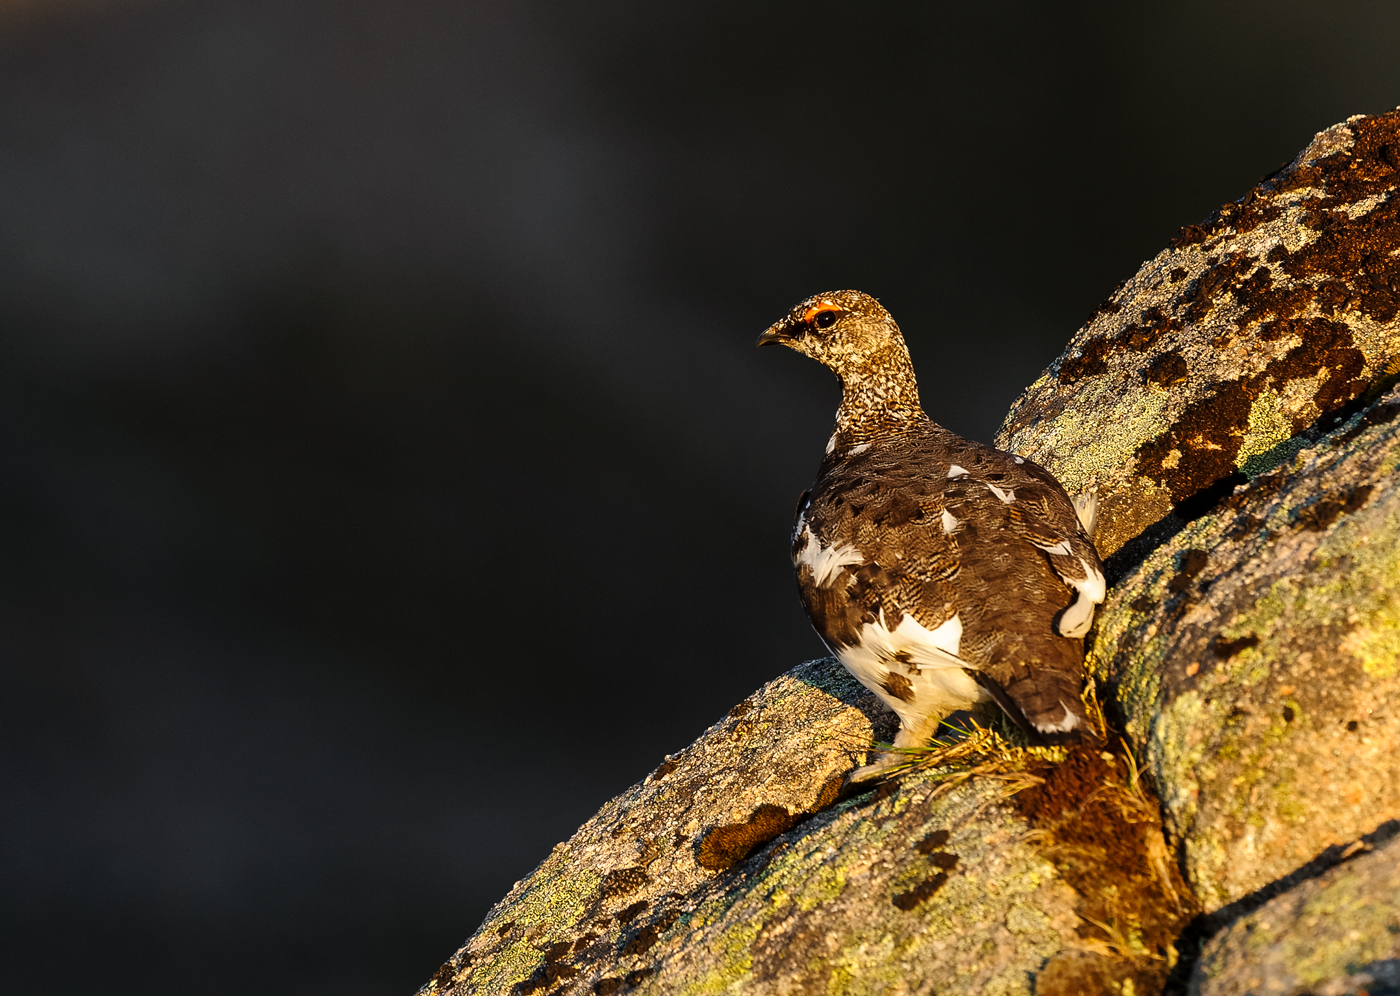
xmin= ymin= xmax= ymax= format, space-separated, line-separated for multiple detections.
xmin=0 ymin=1 xmax=1395 ymax=993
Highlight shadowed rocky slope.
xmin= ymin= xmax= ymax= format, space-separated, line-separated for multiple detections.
xmin=419 ymin=109 xmax=1400 ymax=996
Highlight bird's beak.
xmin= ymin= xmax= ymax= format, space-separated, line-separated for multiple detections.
xmin=755 ymin=318 xmax=797 ymax=348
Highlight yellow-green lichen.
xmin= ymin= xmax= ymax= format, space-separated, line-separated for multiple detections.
xmin=466 ymin=864 xmax=604 ymax=992
xmin=1016 ymin=379 xmax=1171 ymax=494
xmin=824 ymin=963 xmax=855 ymax=995
xmin=1281 ymin=870 xmax=1399 ymax=985
xmin=795 ymin=860 xmax=847 ymax=912
xmin=1136 ymin=420 xmax=1400 ymax=907
xmin=1090 ymin=522 xmax=1217 ymax=741
xmin=1296 ymin=500 xmax=1400 ymax=679
xmin=1197 ymin=835 xmax=1400 ymax=992
xmin=1005 ymin=904 xmax=1049 ymax=935
xmin=1237 ymin=389 xmax=1301 ymax=477
xmin=643 ymin=773 xmax=1066 ymax=996
xmin=1340 ymin=601 xmax=1400 ymax=679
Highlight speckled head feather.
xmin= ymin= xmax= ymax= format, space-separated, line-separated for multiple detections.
xmin=756 ymin=290 xmax=924 ymax=444
xmin=759 ymin=290 xmax=1108 ymax=781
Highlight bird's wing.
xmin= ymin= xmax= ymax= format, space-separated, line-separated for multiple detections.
xmin=935 ymin=440 xmax=1104 ymax=737
xmin=793 ymin=441 xmax=965 ymax=652
xmin=794 ymin=432 xmax=1103 ymax=740
xmin=940 ymin=446 xmax=1106 ymax=640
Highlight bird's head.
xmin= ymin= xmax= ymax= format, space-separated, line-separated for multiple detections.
xmin=755 ymin=289 xmax=904 ymax=378
xmin=757 ymin=289 xmax=925 ymax=437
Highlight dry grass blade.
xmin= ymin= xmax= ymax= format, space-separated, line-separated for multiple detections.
xmin=1078 ymin=913 xmax=1165 ymax=961
xmin=1079 ymin=674 xmax=1109 ymax=741
xmin=853 ymin=677 xmax=1124 ymax=812
xmin=879 ymin=713 xmax=1062 ymax=800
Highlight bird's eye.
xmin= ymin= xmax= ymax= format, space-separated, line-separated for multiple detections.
xmin=814 ymin=310 xmax=838 ymax=329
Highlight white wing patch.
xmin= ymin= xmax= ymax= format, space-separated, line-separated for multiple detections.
xmin=853 ymin=608 xmax=964 ymax=665
xmin=909 ymin=610 xmax=963 ymax=658
xmin=848 ymin=442 xmax=871 ymax=456
xmin=941 ymin=509 xmax=961 ymax=534
xmin=947 ymin=464 xmax=969 ymax=479
xmin=986 ymin=483 xmax=1015 ymax=504
xmin=1036 ymin=700 xmax=1081 ymax=734
xmin=1056 ymin=557 xmax=1107 ymax=638
xmin=793 ymin=524 xmax=864 ymax=587
xmin=1032 ymin=539 xmax=1073 ymax=556
xmin=835 ymin=609 xmax=986 ymax=729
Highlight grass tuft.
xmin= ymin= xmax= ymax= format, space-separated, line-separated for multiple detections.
xmin=876 ymin=676 xmax=1113 ymax=800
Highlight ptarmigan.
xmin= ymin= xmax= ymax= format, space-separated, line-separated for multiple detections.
xmin=758 ymin=290 xmax=1105 ymax=782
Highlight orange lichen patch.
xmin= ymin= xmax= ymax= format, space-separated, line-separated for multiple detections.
xmin=695 ymin=804 xmax=798 ymax=871
xmin=693 ymin=774 xmax=846 ymax=873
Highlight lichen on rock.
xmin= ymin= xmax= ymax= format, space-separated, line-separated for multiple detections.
xmin=1088 ymin=383 xmax=1400 ymax=911
xmin=424 ymin=660 xmax=888 ymax=995
xmin=999 ymin=109 xmax=1400 ymax=563
xmin=1190 ymin=832 xmax=1400 ymax=996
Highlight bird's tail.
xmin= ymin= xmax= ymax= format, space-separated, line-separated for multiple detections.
xmin=968 ymin=664 xmax=1088 ymax=745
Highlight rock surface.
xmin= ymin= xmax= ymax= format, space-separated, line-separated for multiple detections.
xmin=1190 ymin=832 xmax=1400 ymax=996
xmin=998 ymin=107 xmax=1400 ymax=915
xmin=1085 ymin=382 xmax=1400 ymax=913
xmin=428 ymin=661 xmax=888 ymax=996
xmin=430 ymin=661 xmax=1189 ymax=996
xmin=999 ymin=109 xmax=1400 ymax=564
xmin=421 ymin=110 xmax=1400 ymax=995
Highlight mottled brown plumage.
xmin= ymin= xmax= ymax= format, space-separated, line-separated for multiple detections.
xmin=758 ymin=290 xmax=1105 ymax=780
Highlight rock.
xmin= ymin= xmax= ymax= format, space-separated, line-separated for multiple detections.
xmin=999 ymin=106 xmax=1400 ymax=913
xmin=428 ymin=660 xmax=1190 ymax=995
xmin=1085 ymin=382 xmax=1400 ymax=912
xmin=1190 ymin=831 xmax=1400 ymax=996
xmin=998 ymin=108 xmax=1400 ymax=565
xmin=421 ymin=109 xmax=1400 ymax=996
xmin=425 ymin=661 xmax=893 ymax=995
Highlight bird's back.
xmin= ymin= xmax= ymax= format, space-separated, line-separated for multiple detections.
xmin=793 ymin=421 xmax=1098 ymax=738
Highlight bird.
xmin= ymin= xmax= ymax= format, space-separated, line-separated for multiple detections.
xmin=757 ymin=290 xmax=1106 ymax=782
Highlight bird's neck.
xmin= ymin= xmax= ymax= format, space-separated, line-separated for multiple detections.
xmin=833 ymin=346 xmax=926 ymax=444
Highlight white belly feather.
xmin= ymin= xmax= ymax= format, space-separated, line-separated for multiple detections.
xmin=834 ymin=608 xmax=989 ymax=733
